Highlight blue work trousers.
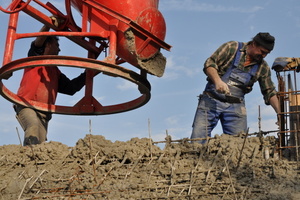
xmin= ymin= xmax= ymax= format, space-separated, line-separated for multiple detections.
xmin=191 ymin=94 xmax=247 ymax=143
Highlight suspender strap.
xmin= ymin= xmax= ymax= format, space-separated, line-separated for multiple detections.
xmin=222 ymin=42 xmax=243 ymax=80
xmin=233 ymin=42 xmax=243 ymax=67
xmin=222 ymin=42 xmax=259 ymax=86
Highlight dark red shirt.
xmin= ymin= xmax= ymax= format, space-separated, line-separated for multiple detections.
xmin=17 ymin=41 xmax=86 ymax=105
xmin=17 ymin=66 xmax=61 ymax=104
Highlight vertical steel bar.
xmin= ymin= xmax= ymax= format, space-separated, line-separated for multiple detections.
xmin=293 ymin=70 xmax=300 ymax=162
xmin=82 ymin=1 xmax=89 ymax=32
xmin=2 ymin=12 xmax=19 ymax=65
xmin=277 ymin=73 xmax=286 ymax=151
xmin=106 ymin=20 xmax=118 ymax=64
xmin=83 ymin=39 xmax=97 ymax=112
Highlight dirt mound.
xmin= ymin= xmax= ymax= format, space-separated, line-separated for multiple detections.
xmin=1 ymin=134 xmax=300 ymax=199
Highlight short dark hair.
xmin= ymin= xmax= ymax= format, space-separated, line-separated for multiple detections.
xmin=44 ymin=36 xmax=59 ymax=45
xmin=28 ymin=36 xmax=59 ymax=57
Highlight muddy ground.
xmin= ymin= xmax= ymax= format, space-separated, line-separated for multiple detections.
xmin=0 ymin=133 xmax=300 ymax=200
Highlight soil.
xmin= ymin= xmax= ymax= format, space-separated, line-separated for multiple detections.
xmin=1 ymin=134 xmax=300 ymax=200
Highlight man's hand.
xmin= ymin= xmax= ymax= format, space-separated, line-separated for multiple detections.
xmin=205 ymin=67 xmax=230 ymax=94
xmin=215 ymin=80 xmax=230 ymax=94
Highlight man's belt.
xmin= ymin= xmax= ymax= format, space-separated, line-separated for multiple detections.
xmin=204 ymin=91 xmax=243 ymax=103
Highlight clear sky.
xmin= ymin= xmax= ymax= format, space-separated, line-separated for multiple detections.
xmin=0 ymin=0 xmax=299 ymax=147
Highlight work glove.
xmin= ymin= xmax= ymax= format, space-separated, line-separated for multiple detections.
xmin=50 ymin=15 xmax=65 ymax=28
xmin=285 ymin=57 xmax=300 ymax=72
xmin=272 ymin=57 xmax=293 ymax=72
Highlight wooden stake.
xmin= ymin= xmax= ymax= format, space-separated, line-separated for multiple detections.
xmin=28 ymin=169 xmax=47 ymax=190
xmin=148 ymin=118 xmax=153 ymax=159
xmin=236 ymin=128 xmax=249 ymax=170
xmin=18 ymin=177 xmax=33 ymax=200
xmin=16 ymin=127 xmax=22 ymax=146
xmin=89 ymin=119 xmax=92 ymax=134
xmin=88 ymin=134 xmax=97 ymax=184
xmin=225 ymin=157 xmax=237 ymax=200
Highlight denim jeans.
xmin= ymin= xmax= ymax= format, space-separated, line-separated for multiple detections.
xmin=14 ymin=105 xmax=51 ymax=146
xmin=191 ymin=94 xmax=247 ymax=143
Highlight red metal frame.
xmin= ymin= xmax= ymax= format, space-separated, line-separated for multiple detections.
xmin=0 ymin=0 xmax=31 ymax=14
xmin=0 ymin=0 xmax=170 ymax=115
xmin=0 ymin=56 xmax=151 ymax=115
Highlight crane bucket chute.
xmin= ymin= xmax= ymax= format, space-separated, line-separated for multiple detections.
xmin=0 ymin=0 xmax=171 ymax=115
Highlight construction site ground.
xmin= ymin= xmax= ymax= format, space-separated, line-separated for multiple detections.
xmin=1 ymin=133 xmax=300 ymax=200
